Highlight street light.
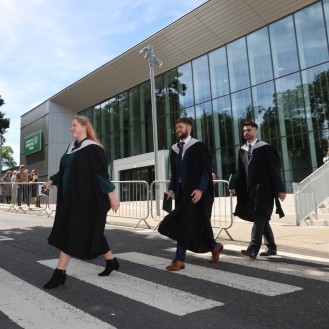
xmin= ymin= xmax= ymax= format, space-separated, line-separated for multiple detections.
xmin=140 ymin=44 xmax=163 ymax=216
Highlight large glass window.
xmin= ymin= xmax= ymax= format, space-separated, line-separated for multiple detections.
xmin=164 ymin=69 xmax=179 ymax=146
xmin=128 ymin=87 xmax=142 ymax=156
xmin=195 ymin=101 xmax=214 ymax=151
xmin=118 ymin=92 xmax=129 ymax=158
xmin=231 ymin=89 xmax=252 ymax=147
xmin=301 ymin=63 xmax=329 ymax=166
xmin=247 ymin=27 xmax=273 ymax=85
xmin=275 ymin=73 xmax=308 ymax=184
xmin=212 ymin=95 xmax=234 ymax=180
xmin=140 ymin=82 xmax=153 ymax=153
xmin=177 ymin=62 xmax=194 ymax=108
xmin=209 ymin=47 xmax=229 ymax=98
xmin=108 ymin=97 xmax=119 ymax=160
xmin=227 ymin=38 xmax=250 ymax=92
xmin=251 ymin=81 xmax=279 ymax=145
xmin=269 ymin=16 xmax=299 ymax=78
xmin=192 ymin=55 xmax=211 ymax=104
xmin=213 ymin=96 xmax=233 ymax=150
xmin=155 ymin=75 xmax=167 ymax=150
xmin=295 ymin=2 xmax=329 ymax=69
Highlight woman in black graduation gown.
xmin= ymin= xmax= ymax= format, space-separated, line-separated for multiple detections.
xmin=43 ymin=115 xmax=120 ymax=289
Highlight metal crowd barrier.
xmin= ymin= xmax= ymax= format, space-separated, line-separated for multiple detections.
xmin=1 ymin=182 xmax=52 ymax=216
xmin=1 ymin=180 xmax=234 ymax=238
xmin=109 ymin=180 xmax=150 ymax=228
xmin=150 ymin=179 xmax=234 ymax=239
xmin=293 ymin=161 xmax=329 ymax=225
xmin=211 ymin=180 xmax=234 ymax=239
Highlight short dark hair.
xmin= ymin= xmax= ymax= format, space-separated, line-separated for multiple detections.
xmin=243 ymin=121 xmax=258 ymax=129
xmin=176 ymin=117 xmax=193 ymax=126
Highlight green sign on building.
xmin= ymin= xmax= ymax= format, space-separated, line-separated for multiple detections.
xmin=24 ymin=131 xmax=42 ymax=156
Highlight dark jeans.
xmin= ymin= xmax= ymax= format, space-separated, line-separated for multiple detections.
xmin=248 ymin=214 xmax=276 ymax=254
xmin=175 ymin=241 xmax=219 ymax=261
xmin=17 ymin=185 xmax=30 ymax=207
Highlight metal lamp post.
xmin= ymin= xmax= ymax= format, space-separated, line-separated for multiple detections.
xmin=140 ymin=44 xmax=163 ymax=216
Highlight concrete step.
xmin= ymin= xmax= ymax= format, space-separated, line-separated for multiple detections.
xmin=301 ymin=212 xmax=329 ymax=226
xmin=302 ymin=218 xmax=329 ymax=226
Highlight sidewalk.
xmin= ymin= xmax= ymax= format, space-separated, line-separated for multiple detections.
xmin=1 ymin=204 xmax=328 ymax=259
xmin=107 ymin=215 xmax=329 ymax=259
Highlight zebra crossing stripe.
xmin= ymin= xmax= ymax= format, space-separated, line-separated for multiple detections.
xmin=115 ymin=252 xmax=303 ymax=297
xmin=166 ymin=246 xmax=329 ymax=283
xmin=0 ymin=235 xmax=14 ymax=241
xmin=0 ymin=268 xmax=116 ymax=329
xmin=38 ymin=259 xmax=224 ymax=316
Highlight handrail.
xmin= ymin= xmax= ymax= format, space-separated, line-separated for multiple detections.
xmin=293 ymin=161 xmax=329 ymax=225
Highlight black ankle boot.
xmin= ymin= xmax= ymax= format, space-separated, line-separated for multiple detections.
xmin=43 ymin=268 xmax=66 ymax=289
xmin=98 ymin=257 xmax=119 ymax=276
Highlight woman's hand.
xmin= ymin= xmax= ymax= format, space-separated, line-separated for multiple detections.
xmin=108 ymin=192 xmax=120 ymax=212
xmin=43 ymin=180 xmax=53 ymax=191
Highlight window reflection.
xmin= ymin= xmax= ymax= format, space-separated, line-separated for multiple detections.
xmin=247 ymin=27 xmax=273 ymax=85
xmin=227 ymin=38 xmax=250 ymax=92
xmin=192 ymin=55 xmax=211 ymax=104
xmin=177 ymin=62 xmax=194 ymax=108
xmin=269 ymin=16 xmax=299 ymax=78
xmin=209 ymin=47 xmax=230 ymax=98
xmin=251 ymin=81 xmax=279 ymax=143
xmin=295 ymin=2 xmax=329 ymax=69
xmin=195 ymin=101 xmax=213 ymax=151
xmin=301 ymin=63 xmax=329 ymax=165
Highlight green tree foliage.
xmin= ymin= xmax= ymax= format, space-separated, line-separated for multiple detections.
xmin=0 ymin=95 xmax=15 ymax=169
xmin=2 ymin=146 xmax=17 ymax=169
xmin=0 ymin=95 xmax=10 ymax=144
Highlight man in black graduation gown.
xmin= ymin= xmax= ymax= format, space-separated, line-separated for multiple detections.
xmin=158 ymin=118 xmax=223 ymax=271
xmin=232 ymin=121 xmax=286 ymax=259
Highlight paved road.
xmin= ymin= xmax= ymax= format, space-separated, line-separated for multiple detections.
xmin=0 ymin=212 xmax=328 ymax=329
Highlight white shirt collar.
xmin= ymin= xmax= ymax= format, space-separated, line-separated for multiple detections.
xmin=248 ymin=139 xmax=257 ymax=147
xmin=180 ymin=135 xmax=192 ymax=145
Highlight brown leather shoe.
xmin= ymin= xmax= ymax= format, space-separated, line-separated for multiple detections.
xmin=209 ymin=242 xmax=224 ymax=263
xmin=165 ymin=260 xmax=185 ymax=271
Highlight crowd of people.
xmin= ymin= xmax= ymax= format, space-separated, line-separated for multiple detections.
xmin=0 ymin=166 xmax=40 ymax=207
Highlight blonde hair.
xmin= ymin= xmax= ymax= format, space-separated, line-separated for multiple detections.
xmin=73 ymin=115 xmax=103 ymax=148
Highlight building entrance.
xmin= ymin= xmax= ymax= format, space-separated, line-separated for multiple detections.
xmin=119 ymin=166 xmax=155 ymax=201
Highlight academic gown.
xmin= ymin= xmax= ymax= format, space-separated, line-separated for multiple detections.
xmin=158 ymin=140 xmax=215 ymax=253
xmin=233 ymin=141 xmax=285 ymax=222
xmin=47 ymin=142 xmax=113 ymax=260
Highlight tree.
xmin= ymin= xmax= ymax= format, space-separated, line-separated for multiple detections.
xmin=0 ymin=95 xmax=12 ymax=172
xmin=0 ymin=95 xmax=10 ymax=144
xmin=2 ymin=146 xmax=17 ymax=169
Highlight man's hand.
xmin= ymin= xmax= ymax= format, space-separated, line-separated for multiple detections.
xmin=166 ymin=191 xmax=174 ymax=199
xmin=191 ymin=189 xmax=203 ymax=203
xmin=278 ymin=192 xmax=286 ymax=201
xmin=229 ymin=188 xmax=236 ymax=196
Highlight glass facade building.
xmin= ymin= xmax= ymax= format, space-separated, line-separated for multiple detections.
xmin=80 ymin=0 xmax=329 ymax=192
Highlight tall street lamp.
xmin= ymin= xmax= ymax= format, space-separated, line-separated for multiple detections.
xmin=140 ymin=44 xmax=163 ymax=216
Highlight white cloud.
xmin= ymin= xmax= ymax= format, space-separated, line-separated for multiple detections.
xmin=0 ymin=0 xmax=206 ymax=166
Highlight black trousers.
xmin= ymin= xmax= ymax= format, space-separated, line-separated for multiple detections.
xmin=248 ymin=214 xmax=276 ymax=254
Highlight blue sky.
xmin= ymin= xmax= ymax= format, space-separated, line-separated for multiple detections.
xmin=0 ymin=0 xmax=206 ymax=166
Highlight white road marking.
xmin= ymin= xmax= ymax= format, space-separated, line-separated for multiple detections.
xmin=0 ymin=268 xmax=116 ymax=329
xmin=165 ymin=246 xmax=329 ymax=283
xmin=38 ymin=259 xmax=223 ymax=316
xmin=224 ymin=244 xmax=329 ymax=265
xmin=0 ymin=235 xmax=14 ymax=241
xmin=116 ymin=252 xmax=302 ymax=297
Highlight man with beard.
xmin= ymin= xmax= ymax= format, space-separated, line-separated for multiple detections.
xmin=158 ymin=117 xmax=223 ymax=271
xmin=232 ymin=121 xmax=286 ymax=259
